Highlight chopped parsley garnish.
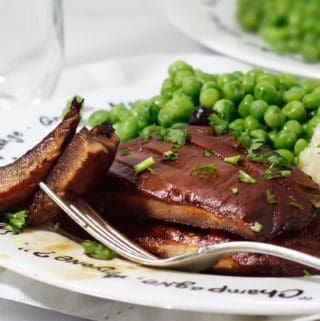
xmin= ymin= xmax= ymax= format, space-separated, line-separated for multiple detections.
xmin=208 ymin=113 xmax=228 ymax=135
xmin=238 ymin=170 xmax=256 ymax=184
xmin=311 ymin=199 xmax=320 ymax=209
xmin=251 ymin=221 xmax=263 ymax=233
xmin=157 ymin=128 xmax=187 ymax=147
xmin=203 ymin=149 xmax=212 ymax=157
xmin=232 ymin=130 xmax=263 ymax=153
xmin=262 ymin=165 xmax=291 ymax=180
xmin=231 ymin=187 xmax=239 ymax=194
xmin=120 ymin=149 xmax=130 ymax=156
xmin=224 ymin=155 xmax=242 ymax=166
xmin=247 ymin=152 xmax=292 ymax=169
xmin=82 ymin=240 xmax=115 ymax=260
xmin=303 ymin=269 xmax=312 ymax=277
xmin=162 ymin=149 xmax=179 ymax=161
xmin=134 ymin=156 xmax=156 ymax=174
xmin=266 ymin=190 xmax=277 ymax=205
xmin=289 ymin=196 xmax=304 ymax=212
xmin=6 ymin=210 xmax=28 ymax=234
xmin=191 ymin=162 xmax=217 ymax=178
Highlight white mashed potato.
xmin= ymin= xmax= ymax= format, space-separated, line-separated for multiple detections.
xmin=299 ymin=123 xmax=320 ymax=186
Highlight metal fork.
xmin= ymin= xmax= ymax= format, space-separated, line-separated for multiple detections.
xmin=39 ymin=182 xmax=320 ymax=272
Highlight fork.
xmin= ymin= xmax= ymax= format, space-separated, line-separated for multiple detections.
xmin=39 ymin=182 xmax=320 ymax=272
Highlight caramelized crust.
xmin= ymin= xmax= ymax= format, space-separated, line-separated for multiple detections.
xmin=0 ymin=101 xmax=81 ymax=214
xmin=99 ymin=126 xmax=320 ymax=241
xmin=29 ymin=123 xmax=119 ymax=225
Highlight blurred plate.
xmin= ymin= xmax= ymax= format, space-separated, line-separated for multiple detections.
xmin=163 ymin=0 xmax=320 ymax=79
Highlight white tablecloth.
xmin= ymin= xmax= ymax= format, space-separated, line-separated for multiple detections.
xmin=1 ymin=1 xmax=319 ymax=320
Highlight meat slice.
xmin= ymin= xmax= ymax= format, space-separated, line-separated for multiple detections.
xmin=0 ymin=99 xmax=82 ymax=214
xmin=98 ymin=126 xmax=320 ymax=241
xmin=29 ymin=122 xmax=119 ymax=225
xmin=118 ymin=217 xmax=320 ymax=277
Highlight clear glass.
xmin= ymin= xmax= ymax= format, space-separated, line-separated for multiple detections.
xmin=0 ymin=0 xmax=64 ymax=109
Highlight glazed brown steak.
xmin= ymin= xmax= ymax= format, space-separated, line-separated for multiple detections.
xmin=29 ymin=122 xmax=119 ymax=225
xmin=100 ymin=126 xmax=320 ymax=241
xmin=120 ymin=217 xmax=320 ymax=277
xmin=0 ymin=99 xmax=82 ymax=214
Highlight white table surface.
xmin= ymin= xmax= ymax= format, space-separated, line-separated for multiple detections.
xmin=1 ymin=1 xmax=319 ymax=321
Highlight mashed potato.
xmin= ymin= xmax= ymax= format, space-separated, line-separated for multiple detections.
xmin=299 ymin=123 xmax=320 ymax=186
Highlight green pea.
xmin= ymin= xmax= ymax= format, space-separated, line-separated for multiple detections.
xmin=158 ymin=97 xmax=195 ymax=127
xmin=109 ymin=105 xmax=131 ymax=124
xmin=229 ymin=118 xmax=245 ymax=132
xmin=213 ymin=99 xmax=236 ymax=123
xmin=130 ymin=100 xmax=158 ymax=129
xmin=274 ymin=129 xmax=297 ymax=150
xmin=113 ymin=117 xmax=140 ymax=143
xmin=161 ymin=78 xmax=177 ymax=100
xmin=174 ymin=70 xmax=194 ymax=87
xmin=250 ymin=129 xmax=268 ymax=143
xmin=306 ymin=116 xmax=320 ymax=138
xmin=278 ymin=73 xmax=299 ymax=89
xmin=238 ymin=94 xmax=254 ymax=118
xmin=232 ymin=71 xmax=244 ymax=80
xmin=172 ymin=88 xmax=194 ymax=101
xmin=302 ymin=88 xmax=320 ymax=110
xmin=275 ymin=149 xmax=295 ymax=164
xmin=249 ymin=99 xmax=268 ymax=121
xmin=170 ymin=122 xmax=188 ymax=129
xmin=243 ymin=115 xmax=264 ymax=132
xmin=168 ymin=60 xmax=193 ymax=78
xmin=282 ymin=86 xmax=306 ymax=103
xmin=217 ymin=73 xmax=238 ymax=89
xmin=246 ymin=68 xmax=264 ymax=80
xmin=254 ymin=82 xmax=280 ymax=105
xmin=268 ymin=130 xmax=277 ymax=144
xmin=88 ymin=110 xmax=111 ymax=127
xmin=300 ymin=79 xmax=320 ymax=93
xmin=282 ymin=101 xmax=306 ymax=121
xmin=149 ymin=95 xmax=166 ymax=110
xmin=300 ymin=43 xmax=319 ymax=62
xmin=283 ymin=120 xmax=303 ymax=137
xmin=199 ymin=88 xmax=220 ymax=107
xmin=294 ymin=138 xmax=308 ymax=155
xmin=256 ymin=73 xmax=279 ymax=89
xmin=194 ymin=69 xmax=217 ymax=83
xmin=264 ymin=105 xmax=286 ymax=129
xmin=201 ymin=81 xmax=218 ymax=91
xmin=242 ymin=74 xmax=256 ymax=93
xmin=222 ymin=80 xmax=245 ymax=102
xmin=140 ymin=125 xmax=164 ymax=141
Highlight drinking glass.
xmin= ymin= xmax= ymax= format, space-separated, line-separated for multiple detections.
xmin=0 ymin=0 xmax=64 ymax=109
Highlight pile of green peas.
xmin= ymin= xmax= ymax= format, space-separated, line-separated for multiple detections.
xmin=88 ymin=60 xmax=320 ymax=163
xmin=237 ymin=0 xmax=320 ymax=62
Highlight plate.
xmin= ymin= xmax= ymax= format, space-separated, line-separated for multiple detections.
xmin=1 ymin=55 xmax=320 ymax=316
xmin=162 ymin=0 xmax=320 ymax=80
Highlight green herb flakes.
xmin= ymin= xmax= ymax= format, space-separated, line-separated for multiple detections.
xmin=238 ymin=170 xmax=256 ymax=184
xmin=289 ymin=196 xmax=304 ymax=212
xmin=262 ymin=165 xmax=291 ymax=180
xmin=311 ymin=199 xmax=320 ymax=209
xmin=82 ymin=240 xmax=115 ymax=260
xmin=134 ymin=156 xmax=156 ymax=174
xmin=266 ymin=190 xmax=277 ymax=205
xmin=120 ymin=149 xmax=130 ymax=156
xmin=231 ymin=187 xmax=239 ymax=195
xmin=158 ymin=128 xmax=187 ymax=147
xmin=162 ymin=149 xmax=179 ymax=161
xmin=224 ymin=155 xmax=242 ymax=166
xmin=251 ymin=221 xmax=263 ymax=233
xmin=203 ymin=149 xmax=212 ymax=157
xmin=6 ymin=210 xmax=28 ymax=234
xmin=208 ymin=114 xmax=228 ymax=135
xmin=191 ymin=162 xmax=217 ymax=178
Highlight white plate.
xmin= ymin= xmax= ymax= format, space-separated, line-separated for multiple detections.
xmin=1 ymin=55 xmax=320 ymax=316
xmin=163 ymin=0 xmax=320 ymax=79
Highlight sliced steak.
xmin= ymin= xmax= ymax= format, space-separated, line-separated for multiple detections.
xmin=118 ymin=217 xmax=320 ymax=277
xmin=29 ymin=122 xmax=119 ymax=225
xmin=98 ymin=126 xmax=320 ymax=241
xmin=0 ymin=98 xmax=82 ymax=214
